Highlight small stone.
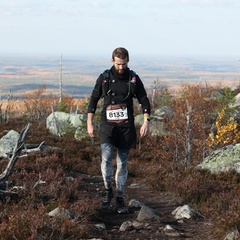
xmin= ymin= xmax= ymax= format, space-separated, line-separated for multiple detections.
xmin=128 ymin=199 xmax=144 ymax=208
xmin=164 ymin=224 xmax=174 ymax=230
xmin=48 ymin=207 xmax=74 ymax=220
xmin=95 ymin=223 xmax=106 ymax=229
xmin=132 ymin=220 xmax=144 ymax=230
xmin=119 ymin=221 xmax=133 ymax=232
xmin=137 ymin=205 xmax=160 ymax=222
xmin=128 ymin=183 xmax=140 ymax=188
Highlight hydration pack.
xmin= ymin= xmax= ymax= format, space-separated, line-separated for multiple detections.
xmin=101 ymin=69 xmax=137 ymax=99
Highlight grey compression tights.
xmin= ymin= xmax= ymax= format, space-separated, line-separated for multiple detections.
xmin=101 ymin=143 xmax=129 ymax=197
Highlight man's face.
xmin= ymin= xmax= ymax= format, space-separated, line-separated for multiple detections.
xmin=112 ymin=57 xmax=128 ymax=75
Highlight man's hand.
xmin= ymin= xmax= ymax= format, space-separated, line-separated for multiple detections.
xmin=140 ymin=121 xmax=150 ymax=138
xmin=87 ymin=122 xmax=95 ymax=138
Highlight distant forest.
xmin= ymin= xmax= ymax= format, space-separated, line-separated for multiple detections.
xmin=1 ymin=54 xmax=240 ymax=100
xmin=2 ymin=83 xmax=92 ymax=99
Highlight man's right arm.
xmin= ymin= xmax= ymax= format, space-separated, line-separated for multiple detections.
xmin=87 ymin=74 xmax=103 ymax=138
xmin=87 ymin=113 xmax=95 ymax=138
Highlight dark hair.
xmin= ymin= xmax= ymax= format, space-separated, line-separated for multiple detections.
xmin=112 ymin=47 xmax=129 ymax=62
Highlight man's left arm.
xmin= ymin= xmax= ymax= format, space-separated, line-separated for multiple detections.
xmin=140 ymin=113 xmax=150 ymax=138
xmin=135 ymin=76 xmax=151 ymax=138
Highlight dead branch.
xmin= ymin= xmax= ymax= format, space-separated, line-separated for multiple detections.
xmin=0 ymin=123 xmax=31 ymax=183
xmin=21 ymin=141 xmax=45 ymax=156
xmin=0 ymin=123 xmax=32 ymax=202
xmin=0 ymin=189 xmax=18 ymax=203
xmin=33 ymin=172 xmax=46 ymax=189
xmin=4 ymin=89 xmax=12 ymax=123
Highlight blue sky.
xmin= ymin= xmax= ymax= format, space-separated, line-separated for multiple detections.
xmin=0 ymin=0 xmax=239 ymax=57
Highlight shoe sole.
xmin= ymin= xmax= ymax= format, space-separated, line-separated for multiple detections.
xmin=116 ymin=207 xmax=129 ymax=214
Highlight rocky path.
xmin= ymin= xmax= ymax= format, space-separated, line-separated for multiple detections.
xmin=81 ymin=175 xmax=214 ymax=240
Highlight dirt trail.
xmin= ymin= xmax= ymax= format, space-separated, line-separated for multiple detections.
xmin=82 ymin=175 xmax=214 ymax=240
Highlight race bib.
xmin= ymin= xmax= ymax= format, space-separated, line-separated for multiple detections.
xmin=106 ymin=104 xmax=128 ymax=123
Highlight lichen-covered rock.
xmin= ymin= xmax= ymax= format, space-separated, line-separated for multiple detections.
xmin=46 ymin=111 xmax=87 ymax=137
xmin=197 ymin=144 xmax=240 ymax=173
xmin=0 ymin=130 xmax=19 ymax=158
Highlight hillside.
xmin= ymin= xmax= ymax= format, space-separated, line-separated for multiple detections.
xmin=0 ymin=119 xmax=214 ymax=240
xmin=0 ymin=67 xmax=240 ymax=239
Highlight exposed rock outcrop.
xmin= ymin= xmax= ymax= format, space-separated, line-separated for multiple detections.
xmin=0 ymin=130 xmax=19 ymax=158
xmin=46 ymin=111 xmax=87 ymax=139
xmin=197 ymin=144 xmax=240 ymax=173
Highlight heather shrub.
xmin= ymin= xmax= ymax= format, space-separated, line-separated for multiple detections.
xmin=1 ymin=83 xmax=240 ymax=239
xmin=0 ymin=119 xmax=101 ymax=239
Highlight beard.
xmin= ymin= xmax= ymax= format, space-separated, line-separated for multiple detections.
xmin=114 ymin=67 xmax=127 ymax=75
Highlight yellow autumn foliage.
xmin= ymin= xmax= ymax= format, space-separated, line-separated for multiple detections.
xmin=207 ymin=109 xmax=240 ymax=148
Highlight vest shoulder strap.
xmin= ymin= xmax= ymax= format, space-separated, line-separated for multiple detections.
xmin=101 ymin=69 xmax=137 ymax=97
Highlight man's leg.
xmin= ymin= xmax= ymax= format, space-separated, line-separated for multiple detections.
xmin=101 ymin=143 xmax=114 ymax=209
xmin=115 ymin=148 xmax=129 ymax=213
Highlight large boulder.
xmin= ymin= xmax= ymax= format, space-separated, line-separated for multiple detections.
xmin=231 ymin=92 xmax=240 ymax=108
xmin=197 ymin=144 xmax=240 ymax=173
xmin=0 ymin=130 xmax=19 ymax=158
xmin=154 ymin=106 xmax=173 ymax=119
xmin=135 ymin=106 xmax=172 ymax=136
xmin=135 ymin=114 xmax=167 ymax=136
xmin=46 ymin=111 xmax=87 ymax=137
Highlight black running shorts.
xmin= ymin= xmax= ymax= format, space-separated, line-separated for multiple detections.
xmin=100 ymin=124 xmax=136 ymax=149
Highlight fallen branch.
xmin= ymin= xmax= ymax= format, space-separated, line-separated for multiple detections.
xmin=5 ymin=141 xmax=45 ymax=159
xmin=0 ymin=123 xmax=31 ymax=183
xmin=33 ymin=172 xmax=46 ymax=189
xmin=22 ymin=141 xmax=45 ymax=155
xmin=0 ymin=189 xmax=18 ymax=203
xmin=0 ymin=123 xmax=32 ymax=202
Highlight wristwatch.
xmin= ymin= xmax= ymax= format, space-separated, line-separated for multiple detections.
xmin=144 ymin=117 xmax=150 ymax=122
